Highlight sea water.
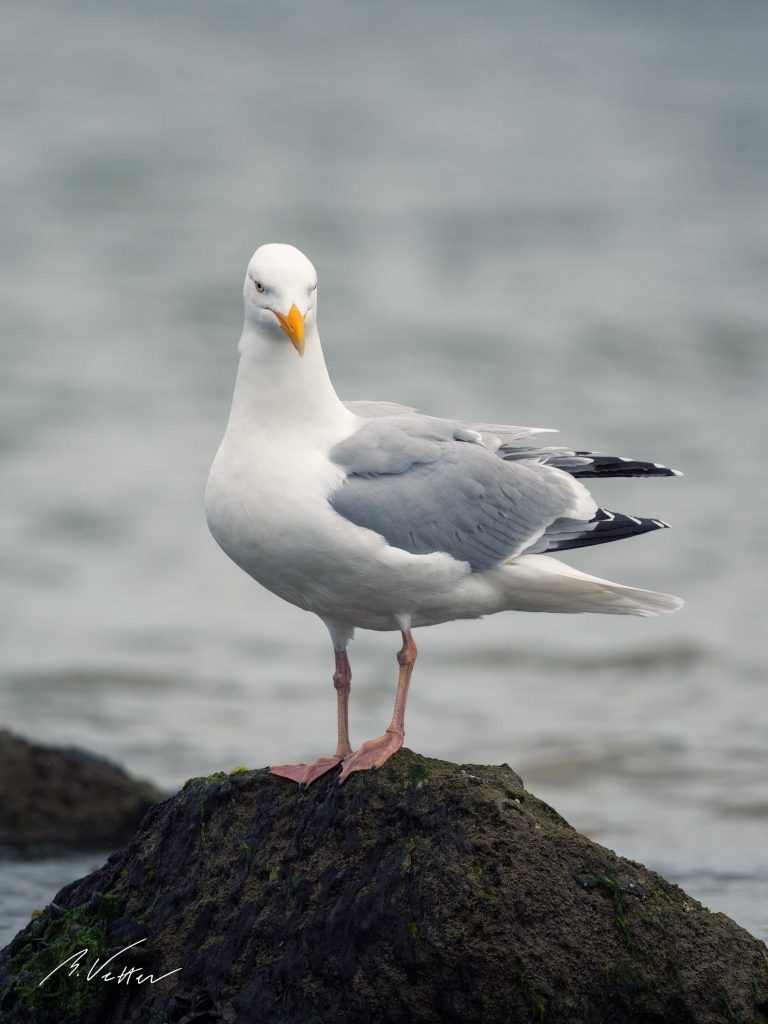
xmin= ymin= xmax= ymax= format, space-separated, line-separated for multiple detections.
xmin=1 ymin=0 xmax=766 ymax=944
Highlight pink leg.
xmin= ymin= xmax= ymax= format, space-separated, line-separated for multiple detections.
xmin=338 ymin=631 xmax=417 ymax=783
xmin=271 ymin=648 xmax=353 ymax=788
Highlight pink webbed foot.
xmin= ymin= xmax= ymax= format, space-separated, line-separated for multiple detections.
xmin=338 ymin=729 xmax=403 ymax=783
xmin=270 ymin=755 xmax=343 ymax=789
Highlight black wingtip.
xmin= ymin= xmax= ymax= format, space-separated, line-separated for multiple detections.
xmin=546 ymin=509 xmax=671 ymax=552
xmin=566 ymin=455 xmax=683 ymax=479
xmin=501 ymin=447 xmax=684 ymax=479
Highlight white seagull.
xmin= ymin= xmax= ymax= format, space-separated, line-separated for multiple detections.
xmin=206 ymin=243 xmax=683 ymax=787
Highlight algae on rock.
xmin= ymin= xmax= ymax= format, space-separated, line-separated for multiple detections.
xmin=1 ymin=749 xmax=767 ymax=1024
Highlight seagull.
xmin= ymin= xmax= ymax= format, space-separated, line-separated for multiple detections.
xmin=205 ymin=243 xmax=683 ymax=787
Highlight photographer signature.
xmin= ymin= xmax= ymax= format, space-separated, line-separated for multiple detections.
xmin=38 ymin=939 xmax=181 ymax=987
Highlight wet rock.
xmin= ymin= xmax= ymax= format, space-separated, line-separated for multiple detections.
xmin=0 ymin=729 xmax=162 ymax=853
xmin=1 ymin=749 xmax=767 ymax=1023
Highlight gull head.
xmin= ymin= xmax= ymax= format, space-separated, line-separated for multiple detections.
xmin=243 ymin=243 xmax=318 ymax=357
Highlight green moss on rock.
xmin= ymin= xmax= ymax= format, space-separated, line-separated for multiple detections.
xmin=1 ymin=749 xmax=766 ymax=1024
xmin=1 ymin=893 xmax=125 ymax=1023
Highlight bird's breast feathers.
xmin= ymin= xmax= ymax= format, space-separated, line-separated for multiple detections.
xmin=205 ymin=430 xmax=470 ymax=620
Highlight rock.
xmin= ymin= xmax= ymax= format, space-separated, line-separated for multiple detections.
xmin=0 ymin=729 xmax=162 ymax=853
xmin=0 ymin=749 xmax=766 ymax=1023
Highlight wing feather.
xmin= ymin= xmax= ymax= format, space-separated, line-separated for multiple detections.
xmin=329 ymin=416 xmax=594 ymax=570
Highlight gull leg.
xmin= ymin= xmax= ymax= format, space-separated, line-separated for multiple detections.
xmin=333 ymin=648 xmax=354 ymax=759
xmin=270 ymin=648 xmax=353 ymax=788
xmin=339 ymin=630 xmax=417 ymax=783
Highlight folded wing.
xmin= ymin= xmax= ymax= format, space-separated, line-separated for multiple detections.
xmin=329 ymin=415 xmax=671 ymax=571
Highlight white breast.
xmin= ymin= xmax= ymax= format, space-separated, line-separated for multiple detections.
xmin=206 ymin=423 xmax=345 ymax=595
xmin=205 ymin=426 xmax=470 ymax=629
xmin=205 ymin=325 xmax=471 ymax=629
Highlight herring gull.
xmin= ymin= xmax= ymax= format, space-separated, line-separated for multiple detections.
xmin=205 ymin=243 xmax=683 ymax=786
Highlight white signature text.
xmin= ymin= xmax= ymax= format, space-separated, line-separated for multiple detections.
xmin=38 ymin=939 xmax=181 ymax=987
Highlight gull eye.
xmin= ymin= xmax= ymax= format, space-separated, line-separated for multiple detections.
xmin=254 ymin=280 xmax=265 ymax=293
xmin=310 ymin=281 xmax=317 ymax=292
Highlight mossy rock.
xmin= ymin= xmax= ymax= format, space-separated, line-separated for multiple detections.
xmin=1 ymin=749 xmax=767 ymax=1023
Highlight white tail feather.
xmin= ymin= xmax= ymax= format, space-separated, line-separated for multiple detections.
xmin=499 ymin=554 xmax=684 ymax=617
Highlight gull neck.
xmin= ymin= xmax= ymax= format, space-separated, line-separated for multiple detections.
xmin=227 ymin=321 xmax=353 ymax=436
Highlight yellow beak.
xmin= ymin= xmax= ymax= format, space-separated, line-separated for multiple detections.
xmin=272 ymin=304 xmax=306 ymax=356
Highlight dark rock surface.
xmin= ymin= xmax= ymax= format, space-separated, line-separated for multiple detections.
xmin=1 ymin=749 xmax=766 ymax=1023
xmin=0 ymin=729 xmax=162 ymax=853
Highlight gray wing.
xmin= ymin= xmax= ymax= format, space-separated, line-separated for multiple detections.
xmin=329 ymin=415 xmax=595 ymax=570
xmin=343 ymin=399 xmax=556 ymax=446
xmin=344 ymin=400 xmax=420 ymax=419
xmin=343 ymin=401 xmax=680 ymax=479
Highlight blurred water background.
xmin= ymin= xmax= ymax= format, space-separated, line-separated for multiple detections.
xmin=1 ymin=0 xmax=767 ymax=945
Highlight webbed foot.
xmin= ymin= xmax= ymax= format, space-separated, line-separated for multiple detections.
xmin=338 ymin=729 xmax=403 ymax=783
xmin=270 ymin=755 xmax=343 ymax=788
